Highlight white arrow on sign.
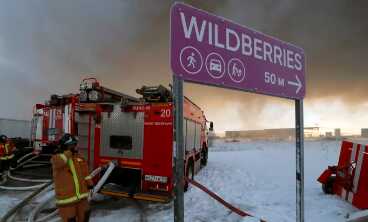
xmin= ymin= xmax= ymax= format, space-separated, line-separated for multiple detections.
xmin=287 ymin=75 xmax=302 ymax=94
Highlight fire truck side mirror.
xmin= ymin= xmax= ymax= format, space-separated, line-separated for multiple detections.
xmin=209 ymin=122 xmax=214 ymax=131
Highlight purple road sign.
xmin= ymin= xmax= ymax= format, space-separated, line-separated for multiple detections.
xmin=170 ymin=3 xmax=306 ymax=99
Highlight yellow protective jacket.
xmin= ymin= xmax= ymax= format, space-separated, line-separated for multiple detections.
xmin=51 ymin=150 xmax=94 ymax=206
xmin=0 ymin=142 xmax=14 ymax=160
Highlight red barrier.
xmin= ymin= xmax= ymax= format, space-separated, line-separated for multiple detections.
xmin=318 ymin=140 xmax=368 ymax=209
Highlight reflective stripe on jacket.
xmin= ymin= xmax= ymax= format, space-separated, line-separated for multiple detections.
xmin=0 ymin=143 xmax=14 ymax=160
xmin=51 ymin=151 xmax=92 ymax=206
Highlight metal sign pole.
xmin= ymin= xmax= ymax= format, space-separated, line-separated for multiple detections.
xmin=173 ymin=75 xmax=184 ymax=222
xmin=295 ymin=99 xmax=305 ymax=222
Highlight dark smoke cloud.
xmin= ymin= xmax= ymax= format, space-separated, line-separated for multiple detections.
xmin=0 ymin=0 xmax=367 ymax=131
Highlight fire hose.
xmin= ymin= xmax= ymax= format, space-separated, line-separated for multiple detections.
xmin=0 ymin=182 xmax=53 ymax=222
xmin=92 ymin=161 xmax=116 ymax=196
xmin=7 ymin=171 xmax=51 ymax=183
xmin=185 ymin=178 xmax=266 ymax=222
xmin=0 ymin=153 xmax=51 ymax=191
xmin=16 ymin=152 xmax=35 ymax=164
xmin=34 ymin=210 xmax=58 ymax=222
xmin=27 ymin=193 xmax=60 ymax=222
xmin=0 ymin=182 xmax=48 ymax=191
xmin=10 ymin=155 xmax=39 ymax=171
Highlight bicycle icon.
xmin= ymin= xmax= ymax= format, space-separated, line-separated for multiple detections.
xmin=227 ymin=58 xmax=245 ymax=83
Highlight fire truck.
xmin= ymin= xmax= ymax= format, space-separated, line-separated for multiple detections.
xmin=31 ymin=94 xmax=78 ymax=154
xmin=31 ymin=78 xmax=212 ymax=202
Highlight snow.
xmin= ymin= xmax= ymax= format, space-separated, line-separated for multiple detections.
xmin=346 ymin=209 xmax=368 ymax=222
xmin=0 ymin=190 xmax=30 ymax=217
xmin=2 ymin=139 xmax=367 ymax=221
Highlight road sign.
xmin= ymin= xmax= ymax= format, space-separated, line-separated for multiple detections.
xmin=171 ymin=2 xmax=306 ymax=99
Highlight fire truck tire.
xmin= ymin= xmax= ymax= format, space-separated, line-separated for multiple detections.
xmin=201 ymin=148 xmax=208 ymax=166
xmin=184 ymin=161 xmax=194 ymax=192
xmin=322 ymin=176 xmax=336 ymax=194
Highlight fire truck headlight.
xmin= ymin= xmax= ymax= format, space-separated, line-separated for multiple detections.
xmin=88 ymin=90 xmax=100 ymax=101
xmin=79 ymin=91 xmax=88 ymax=102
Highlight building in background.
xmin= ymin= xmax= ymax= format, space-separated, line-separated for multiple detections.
xmin=225 ymin=127 xmax=320 ymax=140
xmin=334 ymin=128 xmax=341 ymax=138
xmin=0 ymin=118 xmax=31 ymax=138
xmin=325 ymin=132 xmax=333 ymax=138
xmin=362 ymin=128 xmax=368 ymax=138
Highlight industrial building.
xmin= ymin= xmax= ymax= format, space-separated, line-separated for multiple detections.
xmin=225 ymin=127 xmax=320 ymax=140
xmin=0 ymin=118 xmax=31 ymax=138
xmin=334 ymin=129 xmax=341 ymax=138
xmin=362 ymin=128 xmax=368 ymax=138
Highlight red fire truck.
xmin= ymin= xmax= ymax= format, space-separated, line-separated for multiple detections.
xmin=31 ymin=94 xmax=79 ymax=154
xmin=31 ymin=78 xmax=212 ymax=202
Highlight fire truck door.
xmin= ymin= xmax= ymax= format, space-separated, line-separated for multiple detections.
xmin=76 ymin=113 xmax=95 ymax=169
xmin=100 ymin=106 xmax=144 ymax=159
xmin=31 ymin=113 xmax=43 ymax=150
xmin=63 ymin=104 xmax=71 ymax=134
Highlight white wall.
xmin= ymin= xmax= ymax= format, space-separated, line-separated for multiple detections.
xmin=0 ymin=118 xmax=31 ymax=138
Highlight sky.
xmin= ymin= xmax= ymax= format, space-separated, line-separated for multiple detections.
xmin=0 ymin=0 xmax=367 ymax=134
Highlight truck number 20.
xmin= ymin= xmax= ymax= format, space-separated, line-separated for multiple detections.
xmin=160 ymin=109 xmax=171 ymax=118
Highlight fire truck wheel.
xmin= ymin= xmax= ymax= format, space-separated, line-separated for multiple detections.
xmin=322 ymin=176 xmax=336 ymax=194
xmin=184 ymin=161 xmax=194 ymax=192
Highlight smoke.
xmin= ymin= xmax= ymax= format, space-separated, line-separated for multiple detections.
xmin=0 ymin=0 xmax=367 ymax=131
xmin=0 ymin=0 xmax=171 ymax=119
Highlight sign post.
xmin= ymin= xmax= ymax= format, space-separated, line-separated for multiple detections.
xmin=170 ymin=3 xmax=306 ymax=222
xmin=173 ymin=75 xmax=184 ymax=222
xmin=295 ymin=99 xmax=304 ymax=222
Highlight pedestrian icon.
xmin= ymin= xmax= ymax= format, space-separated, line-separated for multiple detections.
xmin=227 ymin=58 xmax=245 ymax=83
xmin=179 ymin=46 xmax=203 ymax=75
xmin=187 ymin=53 xmax=197 ymax=68
xmin=205 ymin=52 xmax=225 ymax=79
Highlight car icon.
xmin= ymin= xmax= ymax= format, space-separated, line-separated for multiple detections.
xmin=209 ymin=59 xmax=222 ymax=72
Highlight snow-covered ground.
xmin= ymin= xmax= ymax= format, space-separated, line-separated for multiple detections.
xmin=2 ymin=139 xmax=367 ymax=221
xmin=92 ymin=139 xmax=361 ymax=222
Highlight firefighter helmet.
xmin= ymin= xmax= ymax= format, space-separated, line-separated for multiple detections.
xmin=0 ymin=135 xmax=8 ymax=143
xmin=59 ymin=134 xmax=78 ymax=147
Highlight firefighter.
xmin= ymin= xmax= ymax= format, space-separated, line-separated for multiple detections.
xmin=0 ymin=135 xmax=14 ymax=179
xmin=51 ymin=134 xmax=93 ymax=222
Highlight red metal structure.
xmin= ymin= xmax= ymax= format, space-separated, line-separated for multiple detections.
xmin=318 ymin=140 xmax=368 ymax=209
xmin=31 ymin=78 xmax=212 ymax=202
